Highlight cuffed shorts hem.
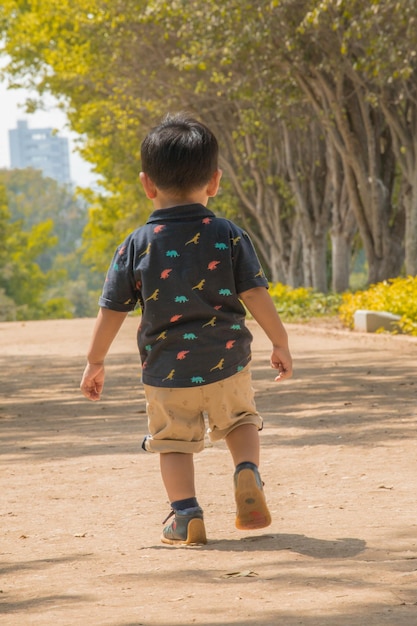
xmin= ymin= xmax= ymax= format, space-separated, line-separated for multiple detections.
xmin=142 ymin=435 xmax=205 ymax=454
xmin=207 ymin=414 xmax=263 ymax=442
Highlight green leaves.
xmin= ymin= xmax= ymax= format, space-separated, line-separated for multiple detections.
xmin=1 ymin=0 xmax=416 ymax=289
xmin=0 ymin=168 xmax=99 ymax=320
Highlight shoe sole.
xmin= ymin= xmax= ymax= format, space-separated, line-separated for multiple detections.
xmin=235 ymin=468 xmax=272 ymax=530
xmin=161 ymin=518 xmax=207 ymax=546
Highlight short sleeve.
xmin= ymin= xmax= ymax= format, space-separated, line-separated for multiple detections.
xmin=98 ymin=240 xmax=139 ymax=312
xmin=232 ymin=230 xmax=269 ymax=294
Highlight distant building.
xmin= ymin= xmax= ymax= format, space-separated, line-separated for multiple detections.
xmin=9 ymin=120 xmax=71 ymax=185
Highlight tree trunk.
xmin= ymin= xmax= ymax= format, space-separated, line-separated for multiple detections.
xmin=282 ymin=120 xmax=331 ymax=293
xmin=405 ymin=178 xmax=417 ymax=276
xmin=331 ymin=231 xmax=351 ymax=292
xmin=286 ymin=222 xmax=304 ymax=287
xmin=207 ymin=108 xmax=298 ymax=285
xmin=328 ymin=144 xmax=357 ymax=292
xmin=380 ymin=97 xmax=417 ymax=276
xmin=296 ymin=71 xmax=404 ymax=286
xmin=310 ymin=236 xmax=328 ymax=293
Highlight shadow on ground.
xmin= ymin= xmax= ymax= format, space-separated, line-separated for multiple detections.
xmin=1 ymin=342 xmax=416 ymax=461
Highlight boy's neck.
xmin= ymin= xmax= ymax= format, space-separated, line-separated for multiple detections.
xmin=139 ymin=169 xmax=221 ymax=210
xmin=151 ymin=189 xmax=209 ymax=210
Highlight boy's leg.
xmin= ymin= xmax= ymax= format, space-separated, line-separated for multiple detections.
xmin=226 ymin=424 xmax=271 ymax=531
xmin=159 ymin=452 xmax=207 ymax=545
xmin=225 ymin=423 xmax=260 ymax=466
xmin=160 ymin=452 xmax=196 ymax=501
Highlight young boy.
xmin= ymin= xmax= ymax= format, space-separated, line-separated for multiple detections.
xmin=80 ymin=113 xmax=293 ymax=545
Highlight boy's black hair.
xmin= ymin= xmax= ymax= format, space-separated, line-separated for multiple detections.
xmin=140 ymin=112 xmax=219 ymax=192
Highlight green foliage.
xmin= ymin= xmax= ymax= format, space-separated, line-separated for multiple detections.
xmin=41 ymin=297 xmax=74 ymax=320
xmin=0 ymin=0 xmax=297 ymax=279
xmin=0 ymin=287 xmax=16 ymax=321
xmin=0 ymin=168 xmax=102 ymax=320
xmin=45 ymin=280 xmax=101 ymax=318
xmin=81 ymin=186 xmax=149 ymax=273
xmin=0 ymin=217 xmax=56 ymax=309
xmin=268 ymin=283 xmax=342 ymax=321
xmin=339 ymin=276 xmax=417 ymax=335
xmin=1 ymin=0 xmax=417 ymax=284
xmin=1 ymin=168 xmax=88 ymax=270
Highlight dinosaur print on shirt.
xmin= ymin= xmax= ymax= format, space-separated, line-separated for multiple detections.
xmin=202 ymin=317 xmax=216 ymax=328
xmin=146 ymin=289 xmax=159 ymax=302
xmin=191 ymin=376 xmax=205 ymax=384
xmin=163 ymin=369 xmax=175 ymax=381
xmin=139 ymin=243 xmax=151 ymax=257
xmin=192 ymin=279 xmax=205 ymax=291
xmin=210 ymin=358 xmax=225 ymax=372
xmin=185 ymin=232 xmax=200 ymax=245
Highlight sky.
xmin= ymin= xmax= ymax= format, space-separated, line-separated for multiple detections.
xmin=0 ymin=80 xmax=97 ymax=187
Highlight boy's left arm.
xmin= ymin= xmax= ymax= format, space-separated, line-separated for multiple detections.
xmin=80 ymin=307 xmax=128 ymax=401
xmin=239 ymin=286 xmax=293 ymax=381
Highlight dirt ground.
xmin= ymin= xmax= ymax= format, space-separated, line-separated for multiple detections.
xmin=1 ymin=317 xmax=417 ymax=626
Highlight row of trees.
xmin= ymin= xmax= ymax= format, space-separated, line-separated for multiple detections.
xmin=1 ymin=0 xmax=416 ymax=293
xmin=0 ymin=169 xmax=100 ymax=320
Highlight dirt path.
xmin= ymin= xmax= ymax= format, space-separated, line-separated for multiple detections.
xmin=1 ymin=317 xmax=417 ymax=626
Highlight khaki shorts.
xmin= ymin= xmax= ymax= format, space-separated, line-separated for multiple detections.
xmin=142 ymin=365 xmax=263 ymax=454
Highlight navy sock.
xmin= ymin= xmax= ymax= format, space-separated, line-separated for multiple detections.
xmin=235 ymin=461 xmax=258 ymax=473
xmin=171 ymin=497 xmax=199 ymax=511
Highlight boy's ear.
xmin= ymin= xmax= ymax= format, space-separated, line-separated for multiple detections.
xmin=139 ymin=172 xmax=157 ymax=199
xmin=206 ymin=168 xmax=222 ymax=197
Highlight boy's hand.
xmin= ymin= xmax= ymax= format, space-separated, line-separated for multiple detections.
xmin=271 ymin=346 xmax=293 ymax=382
xmin=80 ymin=362 xmax=105 ymax=401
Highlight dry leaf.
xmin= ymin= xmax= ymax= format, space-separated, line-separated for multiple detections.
xmin=221 ymin=570 xmax=258 ymax=578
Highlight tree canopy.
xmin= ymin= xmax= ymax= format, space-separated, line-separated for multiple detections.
xmin=1 ymin=0 xmax=416 ymax=292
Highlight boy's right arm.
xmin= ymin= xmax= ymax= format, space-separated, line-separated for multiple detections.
xmin=80 ymin=307 xmax=128 ymax=401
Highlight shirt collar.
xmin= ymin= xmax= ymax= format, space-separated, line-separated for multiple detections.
xmin=147 ymin=203 xmax=215 ymax=223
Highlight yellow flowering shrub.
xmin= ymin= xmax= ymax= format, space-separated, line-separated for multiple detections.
xmin=268 ymin=283 xmax=341 ymax=320
xmin=339 ymin=276 xmax=417 ymax=336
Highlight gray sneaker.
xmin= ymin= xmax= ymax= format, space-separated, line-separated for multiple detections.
xmin=161 ymin=506 xmax=207 ymax=545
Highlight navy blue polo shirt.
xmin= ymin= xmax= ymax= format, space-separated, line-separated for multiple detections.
xmin=99 ymin=203 xmax=269 ymax=387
